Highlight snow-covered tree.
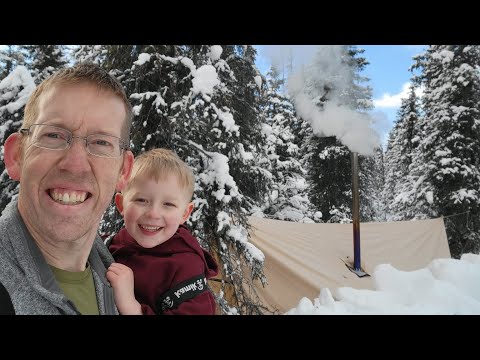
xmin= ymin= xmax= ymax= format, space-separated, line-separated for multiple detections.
xmin=402 ymin=45 xmax=480 ymax=258
xmin=98 ymin=45 xmax=273 ymax=314
xmin=0 ymin=66 xmax=36 ymax=214
xmin=306 ymin=136 xmax=353 ymax=223
xmin=385 ymin=85 xmax=421 ymax=220
xmin=362 ymin=146 xmax=386 ymax=221
xmin=0 ymin=46 xmax=26 ymax=81
xmin=259 ymin=66 xmax=314 ymax=222
xmin=72 ymin=45 xmax=108 ymax=65
xmin=21 ymin=45 xmax=68 ymax=84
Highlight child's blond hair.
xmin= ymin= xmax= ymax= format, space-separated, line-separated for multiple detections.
xmin=125 ymin=148 xmax=195 ymax=201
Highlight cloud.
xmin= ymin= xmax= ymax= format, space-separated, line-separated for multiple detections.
xmin=374 ymin=82 xmax=410 ymax=108
xmin=373 ymin=82 xmax=423 ymax=109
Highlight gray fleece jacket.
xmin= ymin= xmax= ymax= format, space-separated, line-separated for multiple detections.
xmin=0 ymin=200 xmax=118 ymax=315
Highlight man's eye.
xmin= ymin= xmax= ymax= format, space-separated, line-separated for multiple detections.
xmin=95 ymin=140 xmax=111 ymax=146
xmin=45 ymin=132 xmax=63 ymax=139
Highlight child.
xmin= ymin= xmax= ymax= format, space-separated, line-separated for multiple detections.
xmin=106 ymin=148 xmax=218 ymax=315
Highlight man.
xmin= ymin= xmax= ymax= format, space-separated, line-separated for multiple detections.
xmin=0 ymin=63 xmax=134 ymax=314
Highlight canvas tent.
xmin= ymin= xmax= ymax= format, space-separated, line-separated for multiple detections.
xmin=248 ymin=216 xmax=451 ymax=314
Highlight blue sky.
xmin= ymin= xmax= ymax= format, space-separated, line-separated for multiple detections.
xmin=255 ymin=45 xmax=426 ymax=146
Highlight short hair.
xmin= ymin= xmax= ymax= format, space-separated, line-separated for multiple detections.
xmin=126 ymin=148 xmax=195 ymax=201
xmin=23 ymin=62 xmax=133 ymax=143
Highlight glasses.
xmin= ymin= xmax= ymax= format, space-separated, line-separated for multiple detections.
xmin=19 ymin=124 xmax=129 ymax=158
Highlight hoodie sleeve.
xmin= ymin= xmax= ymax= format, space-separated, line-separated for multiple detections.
xmin=161 ymin=291 xmax=217 ymax=315
xmin=159 ymin=252 xmax=217 ymax=315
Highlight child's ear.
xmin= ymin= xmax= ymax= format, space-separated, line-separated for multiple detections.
xmin=181 ymin=202 xmax=194 ymax=224
xmin=114 ymin=193 xmax=125 ymax=215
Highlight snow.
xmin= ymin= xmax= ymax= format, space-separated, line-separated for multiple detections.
xmin=210 ymin=103 xmax=239 ymax=135
xmin=0 ymin=65 xmax=36 ymax=114
xmin=192 ymin=65 xmax=220 ymax=96
xmin=287 ymin=253 xmax=480 ymax=314
xmin=133 ymin=53 xmax=151 ymax=66
xmin=208 ymin=46 xmax=223 ymax=61
xmin=191 ymin=142 xmax=241 ymax=203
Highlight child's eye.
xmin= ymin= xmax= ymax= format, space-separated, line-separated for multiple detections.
xmin=165 ymin=202 xmax=176 ymax=207
xmin=135 ymin=198 xmax=147 ymax=203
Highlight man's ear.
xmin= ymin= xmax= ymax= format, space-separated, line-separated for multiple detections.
xmin=115 ymin=150 xmax=134 ymax=192
xmin=114 ymin=192 xmax=124 ymax=215
xmin=3 ymin=133 xmax=23 ymax=181
xmin=181 ymin=202 xmax=194 ymax=224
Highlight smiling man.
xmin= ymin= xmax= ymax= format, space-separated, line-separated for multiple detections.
xmin=0 ymin=63 xmax=134 ymax=314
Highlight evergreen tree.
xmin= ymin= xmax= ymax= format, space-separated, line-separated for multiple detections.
xmin=405 ymin=45 xmax=480 ymax=257
xmin=374 ymin=147 xmax=386 ymax=221
xmin=260 ymin=66 xmax=314 ymax=222
xmin=0 ymin=46 xmax=25 ymax=81
xmin=362 ymin=146 xmax=386 ymax=221
xmin=72 ymin=45 xmax=108 ymax=65
xmin=21 ymin=45 xmax=68 ymax=84
xmin=0 ymin=66 xmax=36 ymax=214
xmin=98 ymin=45 xmax=273 ymax=314
xmin=307 ymin=135 xmax=353 ymax=223
xmin=385 ymin=85 xmax=421 ymax=220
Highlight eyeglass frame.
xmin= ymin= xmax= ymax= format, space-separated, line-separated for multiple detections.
xmin=19 ymin=123 xmax=130 ymax=158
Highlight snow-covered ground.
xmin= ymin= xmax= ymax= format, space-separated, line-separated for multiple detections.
xmin=287 ymin=253 xmax=480 ymax=315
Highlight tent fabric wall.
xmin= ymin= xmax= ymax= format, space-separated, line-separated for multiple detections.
xmin=248 ymin=217 xmax=451 ymax=314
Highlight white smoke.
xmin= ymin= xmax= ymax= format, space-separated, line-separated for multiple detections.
xmin=286 ymin=45 xmax=380 ymax=156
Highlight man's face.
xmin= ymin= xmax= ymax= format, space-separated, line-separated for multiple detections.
xmin=14 ymin=82 xmax=132 ymax=244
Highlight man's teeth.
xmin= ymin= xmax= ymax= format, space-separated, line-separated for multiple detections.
xmin=140 ymin=225 xmax=161 ymax=231
xmin=51 ymin=191 xmax=88 ymax=204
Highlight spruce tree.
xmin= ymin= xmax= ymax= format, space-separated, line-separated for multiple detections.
xmin=0 ymin=46 xmax=25 ymax=81
xmin=21 ymin=45 xmax=68 ymax=84
xmin=362 ymin=146 xmax=386 ymax=221
xmin=260 ymin=66 xmax=314 ymax=222
xmin=385 ymin=85 xmax=421 ymax=220
xmin=0 ymin=65 xmax=36 ymax=214
xmin=406 ymin=45 xmax=480 ymax=257
xmin=72 ymin=45 xmax=108 ymax=65
xmin=98 ymin=45 xmax=273 ymax=314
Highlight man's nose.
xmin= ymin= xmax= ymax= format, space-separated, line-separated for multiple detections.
xmin=57 ymin=137 xmax=91 ymax=172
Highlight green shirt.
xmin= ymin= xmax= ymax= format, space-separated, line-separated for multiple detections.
xmin=49 ymin=263 xmax=99 ymax=315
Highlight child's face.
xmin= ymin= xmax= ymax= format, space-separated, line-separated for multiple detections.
xmin=116 ymin=174 xmax=193 ymax=248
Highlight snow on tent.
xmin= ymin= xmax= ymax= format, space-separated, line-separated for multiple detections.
xmin=248 ymin=216 xmax=451 ymax=314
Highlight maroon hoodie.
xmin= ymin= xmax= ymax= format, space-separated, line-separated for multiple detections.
xmin=109 ymin=225 xmax=218 ymax=315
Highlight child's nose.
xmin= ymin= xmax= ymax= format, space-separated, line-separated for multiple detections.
xmin=146 ymin=205 xmax=162 ymax=218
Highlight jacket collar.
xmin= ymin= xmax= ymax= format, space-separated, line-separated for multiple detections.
xmin=10 ymin=203 xmax=116 ymax=314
